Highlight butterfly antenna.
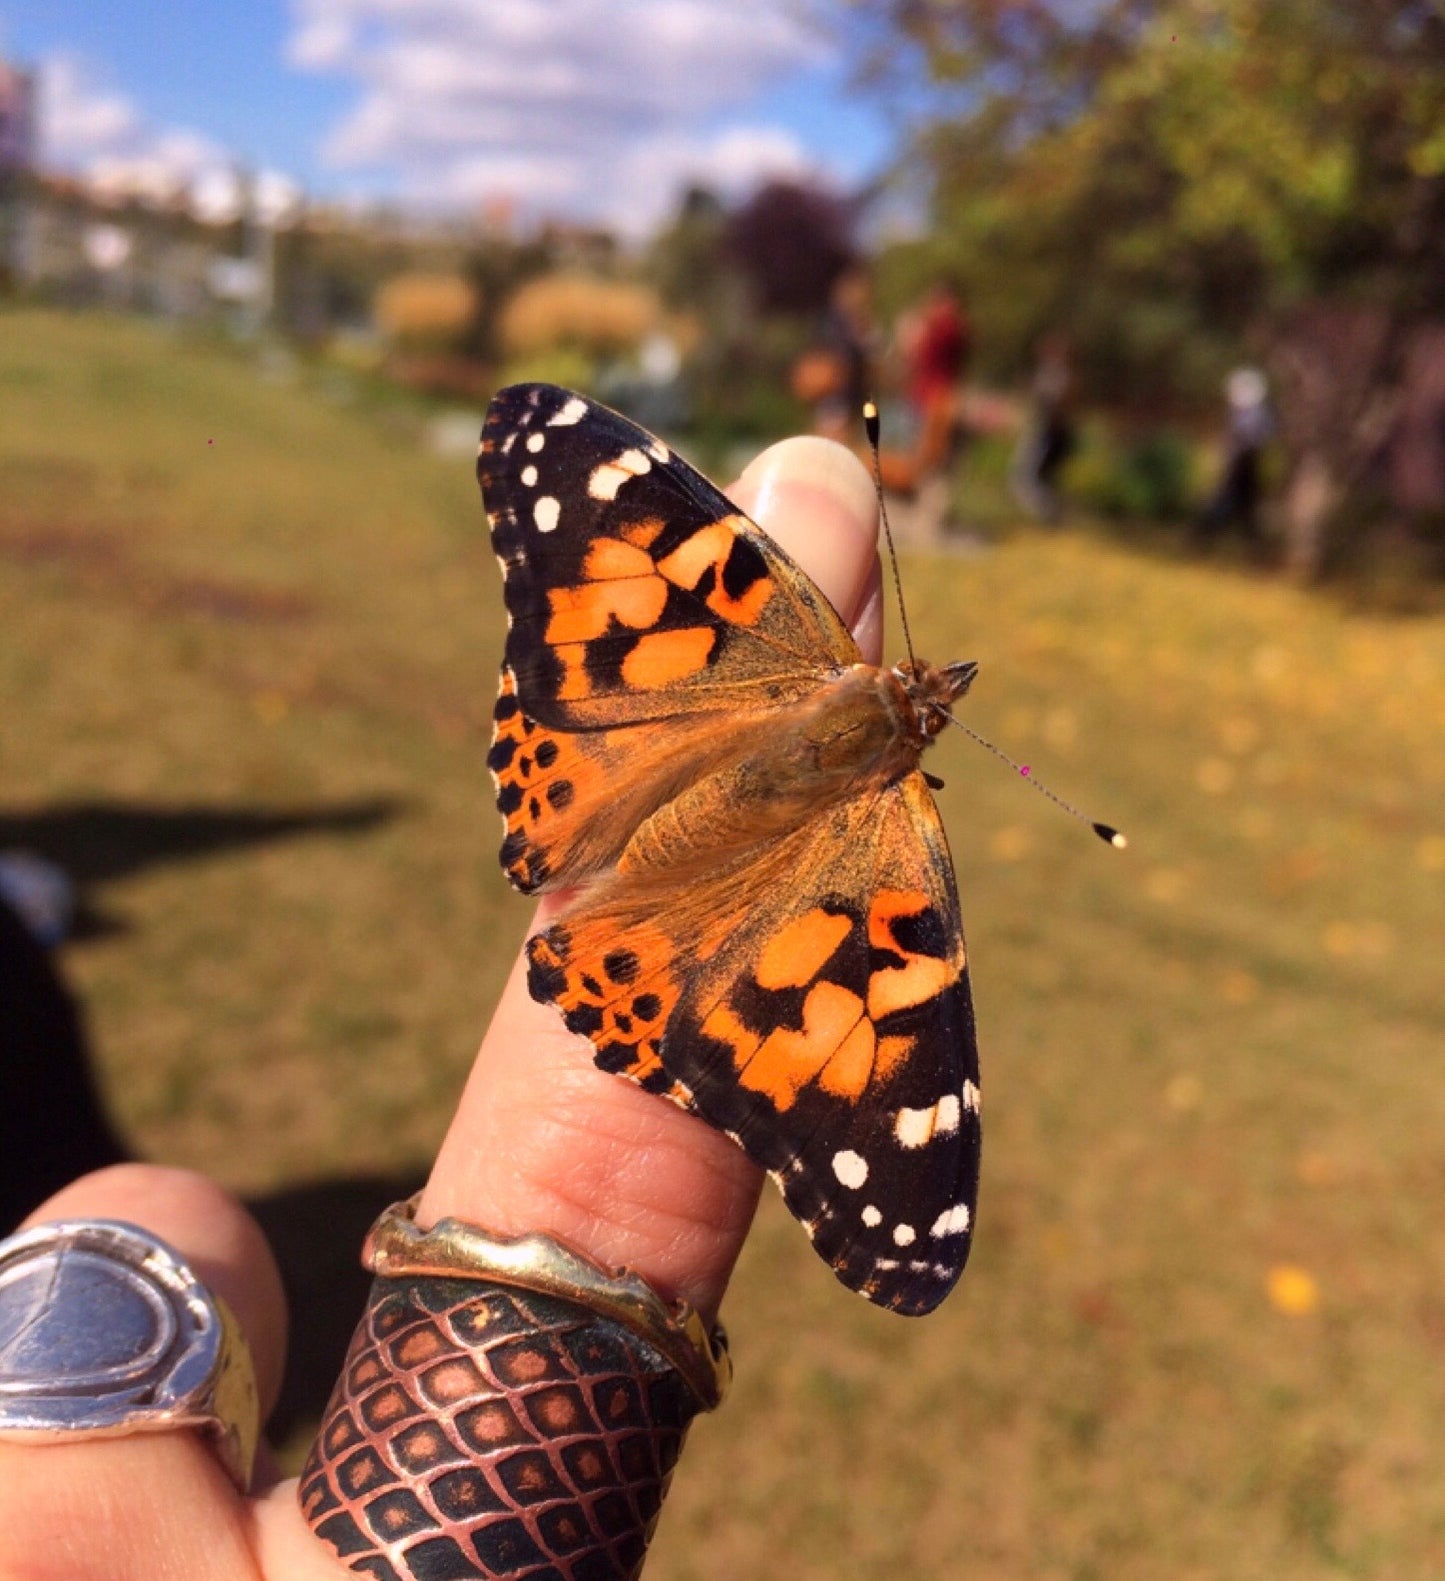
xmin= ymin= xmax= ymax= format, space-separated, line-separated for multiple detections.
xmin=863 ymin=400 xmax=918 ymax=671
xmin=934 ymin=708 xmax=1127 ymax=849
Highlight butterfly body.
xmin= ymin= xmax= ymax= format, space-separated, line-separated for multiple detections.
xmin=480 ymin=384 xmax=982 ymax=1316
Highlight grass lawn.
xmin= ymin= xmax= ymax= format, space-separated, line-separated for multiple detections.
xmin=3 ymin=308 xmax=1443 ymax=1579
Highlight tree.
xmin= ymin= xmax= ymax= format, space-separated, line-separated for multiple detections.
xmin=858 ymin=0 xmax=1445 ymax=572
xmin=724 ymin=180 xmax=857 ymax=317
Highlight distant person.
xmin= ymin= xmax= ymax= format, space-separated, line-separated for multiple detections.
xmin=1012 ymin=333 xmax=1077 ymax=522
xmin=869 ymin=281 xmax=973 ymax=543
xmin=1194 ymin=367 xmax=1273 ymax=554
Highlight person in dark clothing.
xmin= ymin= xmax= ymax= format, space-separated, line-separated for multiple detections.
xmin=1012 ymin=332 xmax=1077 ymax=522
xmin=1195 ymin=366 xmax=1273 ymax=551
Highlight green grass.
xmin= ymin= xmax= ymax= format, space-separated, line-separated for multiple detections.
xmin=4 ymin=308 xmax=1444 ymax=1579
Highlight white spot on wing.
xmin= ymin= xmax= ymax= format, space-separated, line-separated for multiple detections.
xmin=647 ymin=440 xmax=670 ymax=463
xmin=893 ymin=1223 xmax=917 ymax=1247
xmin=962 ymin=1080 xmax=981 ymax=1113
xmin=548 ymin=396 xmax=588 ymax=427
xmin=894 ymin=1093 xmax=963 ymax=1149
xmin=861 ymin=1204 xmax=882 ymax=1228
xmin=521 ymin=464 xmax=538 ymax=487
xmin=930 ymin=1204 xmax=972 ymax=1238
xmin=501 ymin=432 xmax=517 ymax=454
xmin=832 ymin=1150 xmax=868 ymax=1190
xmin=533 ymin=496 xmax=561 ymax=533
xmin=526 ymin=431 xmax=545 ymax=453
xmin=588 ymin=448 xmax=652 ymax=501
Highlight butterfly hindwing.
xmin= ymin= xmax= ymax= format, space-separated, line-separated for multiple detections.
xmin=525 ymin=771 xmax=979 ymax=1317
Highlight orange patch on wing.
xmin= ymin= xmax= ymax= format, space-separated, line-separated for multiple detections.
xmin=701 ymin=1002 xmax=763 ymax=1065
xmin=620 ymin=626 xmax=716 ymax=688
xmin=583 ymin=537 xmax=656 ymax=581
xmin=619 ymin=515 xmax=666 ymax=550
xmin=864 ymin=888 xmax=954 ymax=1019
xmin=756 ymin=909 xmax=852 ymax=990
xmin=543 ymin=919 xmax=678 ymax=1086
xmin=707 ymin=576 xmax=772 ymax=627
xmin=553 ymin=648 xmax=593 ymax=701
xmin=867 ymin=888 xmax=932 ymax=949
xmin=818 ymin=1016 xmax=877 ymax=1099
xmin=656 ymin=521 xmax=735 ymax=588
xmin=546 ymin=575 xmax=667 ymax=644
xmin=740 ymin=981 xmax=867 ymax=1110
xmin=655 ymin=517 xmax=773 ymax=627
xmin=868 ymin=955 xmax=952 ymax=1019
xmin=876 ymin=1034 xmax=913 ymax=1075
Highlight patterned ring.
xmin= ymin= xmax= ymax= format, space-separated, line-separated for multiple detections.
xmin=299 ymin=1202 xmax=730 ymax=1581
xmin=365 ymin=1197 xmax=730 ymax=1411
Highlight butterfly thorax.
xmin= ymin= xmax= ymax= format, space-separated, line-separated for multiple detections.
xmin=893 ymin=657 xmax=978 ymax=747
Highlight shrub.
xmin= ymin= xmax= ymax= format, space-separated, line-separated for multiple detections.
xmin=498 ymin=273 xmax=663 ymax=360
xmin=373 ymin=273 xmax=479 ymax=350
xmin=1073 ymin=425 xmax=1199 ymax=521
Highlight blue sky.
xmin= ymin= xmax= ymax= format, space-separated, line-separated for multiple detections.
xmin=1 ymin=0 xmax=898 ymax=233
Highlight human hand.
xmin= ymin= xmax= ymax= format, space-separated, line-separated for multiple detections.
xmin=0 ymin=431 xmax=882 ymax=1580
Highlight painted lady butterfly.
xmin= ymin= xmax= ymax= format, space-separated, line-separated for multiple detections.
xmin=480 ymin=385 xmax=980 ymax=1316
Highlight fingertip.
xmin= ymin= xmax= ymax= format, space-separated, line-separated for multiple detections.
xmin=731 ymin=435 xmax=882 ymax=654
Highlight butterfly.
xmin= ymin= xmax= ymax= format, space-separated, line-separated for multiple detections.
xmin=479 ymin=384 xmax=980 ymax=1317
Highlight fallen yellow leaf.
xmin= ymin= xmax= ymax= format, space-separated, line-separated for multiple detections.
xmin=1267 ymin=1264 xmax=1320 ymax=1316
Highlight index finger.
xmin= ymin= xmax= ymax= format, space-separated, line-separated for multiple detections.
xmin=418 ymin=432 xmax=883 ymax=1321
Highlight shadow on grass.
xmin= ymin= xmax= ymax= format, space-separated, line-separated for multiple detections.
xmin=0 ymin=797 xmax=405 ymax=937
xmin=248 ymin=1170 xmax=427 ymax=1443
xmin=2 ymin=794 xmax=424 ymax=1437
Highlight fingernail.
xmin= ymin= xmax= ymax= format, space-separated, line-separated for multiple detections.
xmin=732 ymin=436 xmax=879 ymax=627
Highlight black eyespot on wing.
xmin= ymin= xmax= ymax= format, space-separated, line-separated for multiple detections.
xmin=603 ymin=949 xmax=640 ymax=985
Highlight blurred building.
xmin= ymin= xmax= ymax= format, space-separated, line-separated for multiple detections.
xmin=0 ymin=59 xmax=36 ymax=286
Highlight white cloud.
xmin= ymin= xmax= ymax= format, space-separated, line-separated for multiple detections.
xmin=36 ymin=55 xmax=297 ymax=222
xmin=286 ymin=0 xmax=840 ymax=231
xmin=39 ymin=55 xmax=143 ymax=164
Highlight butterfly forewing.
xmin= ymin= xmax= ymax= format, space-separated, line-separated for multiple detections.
xmin=479 ymin=383 xmax=859 ymax=735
